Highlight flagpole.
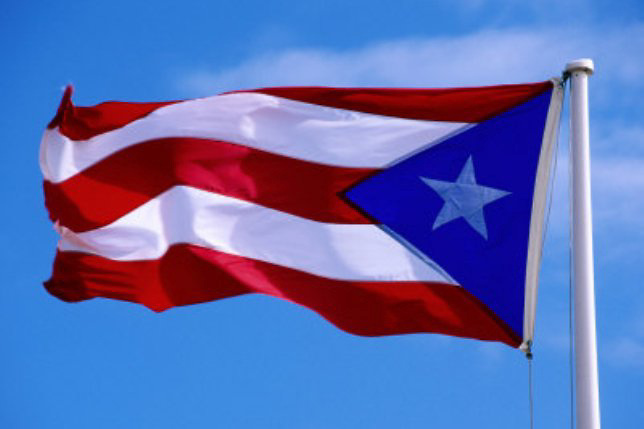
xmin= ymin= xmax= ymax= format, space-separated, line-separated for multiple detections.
xmin=565 ymin=58 xmax=601 ymax=429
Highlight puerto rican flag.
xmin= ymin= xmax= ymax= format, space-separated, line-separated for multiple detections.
xmin=40 ymin=80 xmax=563 ymax=349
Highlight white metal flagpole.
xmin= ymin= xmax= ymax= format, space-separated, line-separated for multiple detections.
xmin=565 ymin=58 xmax=601 ymax=429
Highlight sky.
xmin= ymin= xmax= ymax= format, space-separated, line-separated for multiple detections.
xmin=2 ymin=1 xmax=644 ymax=428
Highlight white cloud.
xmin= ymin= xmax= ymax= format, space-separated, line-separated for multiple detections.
xmin=597 ymin=305 xmax=644 ymax=370
xmin=539 ymin=330 xmax=570 ymax=353
xmin=636 ymin=311 xmax=644 ymax=339
xmin=593 ymin=123 xmax=644 ymax=156
xmin=602 ymin=337 xmax=644 ymax=370
xmin=177 ymin=25 xmax=644 ymax=95
xmin=547 ymin=150 xmax=644 ymax=229
xmin=592 ymin=156 xmax=644 ymax=224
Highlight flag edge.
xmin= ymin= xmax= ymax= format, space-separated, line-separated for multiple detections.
xmin=520 ymin=77 xmax=565 ymax=351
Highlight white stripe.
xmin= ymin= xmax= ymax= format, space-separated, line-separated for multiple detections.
xmin=57 ymin=186 xmax=456 ymax=284
xmin=40 ymin=92 xmax=468 ymax=183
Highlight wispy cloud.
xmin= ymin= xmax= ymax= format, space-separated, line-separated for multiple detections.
xmin=177 ymin=25 xmax=644 ymax=96
xmin=546 ymin=149 xmax=644 ymax=232
xmin=602 ymin=337 xmax=644 ymax=370
xmin=592 ymin=156 xmax=644 ymax=225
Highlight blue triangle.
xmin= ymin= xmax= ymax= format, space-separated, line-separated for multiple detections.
xmin=345 ymin=90 xmax=553 ymax=338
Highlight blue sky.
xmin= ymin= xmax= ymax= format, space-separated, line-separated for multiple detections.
xmin=2 ymin=1 xmax=644 ymax=427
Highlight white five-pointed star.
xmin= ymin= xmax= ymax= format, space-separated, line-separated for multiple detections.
xmin=419 ymin=156 xmax=511 ymax=239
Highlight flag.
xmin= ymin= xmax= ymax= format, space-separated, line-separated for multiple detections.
xmin=41 ymin=80 xmax=563 ymax=349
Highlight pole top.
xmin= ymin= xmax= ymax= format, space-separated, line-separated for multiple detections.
xmin=564 ymin=58 xmax=594 ymax=75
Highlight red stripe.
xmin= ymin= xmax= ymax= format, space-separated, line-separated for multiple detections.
xmin=44 ymin=138 xmax=375 ymax=232
xmin=49 ymin=82 xmax=552 ymax=141
xmin=241 ymin=81 xmax=553 ymax=122
xmin=48 ymin=85 xmax=178 ymax=140
xmin=45 ymin=245 xmax=521 ymax=347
